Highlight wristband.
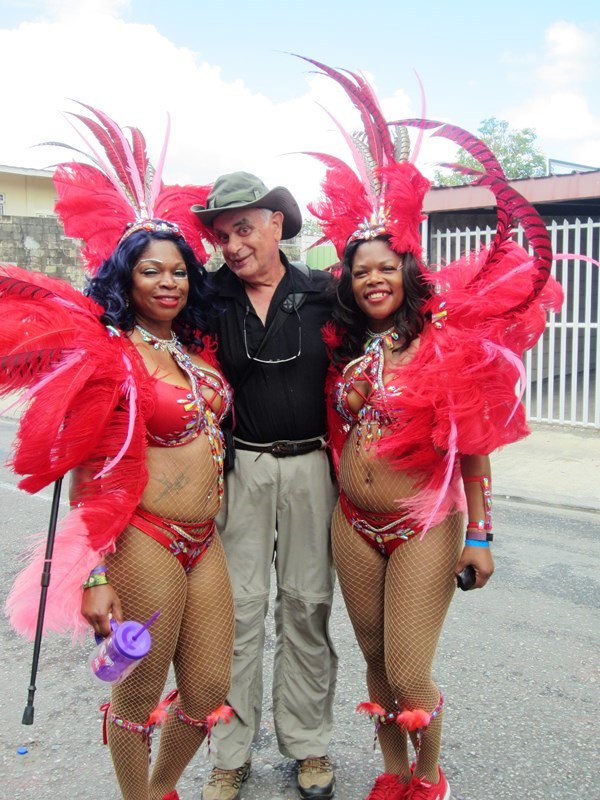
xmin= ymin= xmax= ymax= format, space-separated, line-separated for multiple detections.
xmin=83 ymin=573 xmax=109 ymax=590
xmin=89 ymin=564 xmax=107 ymax=576
xmin=465 ymin=527 xmax=494 ymax=542
xmin=465 ymin=538 xmax=490 ymax=548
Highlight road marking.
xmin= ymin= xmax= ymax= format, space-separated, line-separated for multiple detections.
xmin=0 ymin=481 xmax=68 ymax=505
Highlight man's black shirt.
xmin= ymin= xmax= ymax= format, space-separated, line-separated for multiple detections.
xmin=207 ymin=253 xmax=333 ymax=443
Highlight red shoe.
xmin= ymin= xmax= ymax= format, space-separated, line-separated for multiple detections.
xmin=407 ymin=767 xmax=450 ymax=800
xmin=365 ymin=773 xmax=411 ymax=800
xmin=162 ymin=792 xmax=179 ymax=800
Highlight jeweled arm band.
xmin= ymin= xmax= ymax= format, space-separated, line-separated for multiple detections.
xmin=463 ymin=475 xmax=493 ymax=542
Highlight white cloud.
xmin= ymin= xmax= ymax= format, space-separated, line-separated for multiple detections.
xmin=501 ymin=21 xmax=600 ymax=165
xmin=6 ymin=7 xmax=597 ymax=216
xmin=0 ymin=10 xmax=316 ymax=209
xmin=0 ymin=10 xmax=426 ymax=211
xmin=537 ymin=21 xmax=596 ymax=87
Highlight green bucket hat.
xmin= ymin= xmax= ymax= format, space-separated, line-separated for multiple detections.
xmin=191 ymin=171 xmax=302 ymax=240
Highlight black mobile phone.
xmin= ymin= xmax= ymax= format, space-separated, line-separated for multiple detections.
xmin=456 ymin=564 xmax=476 ymax=591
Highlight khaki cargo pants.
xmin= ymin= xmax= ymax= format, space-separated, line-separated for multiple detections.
xmin=210 ymin=447 xmax=338 ymax=768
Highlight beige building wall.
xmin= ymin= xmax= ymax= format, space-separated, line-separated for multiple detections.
xmin=0 ymin=166 xmax=56 ymax=216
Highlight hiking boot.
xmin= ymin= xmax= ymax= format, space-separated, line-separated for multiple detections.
xmin=201 ymin=760 xmax=251 ymax=800
xmin=297 ymin=755 xmax=335 ymax=799
xmin=407 ymin=767 xmax=450 ymax=800
xmin=364 ymin=773 xmax=411 ymax=799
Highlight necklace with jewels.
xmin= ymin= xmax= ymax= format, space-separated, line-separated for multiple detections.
xmin=134 ymin=321 xmax=230 ymax=499
xmin=134 ymin=323 xmax=181 ymax=356
xmin=365 ymin=326 xmax=399 ymax=351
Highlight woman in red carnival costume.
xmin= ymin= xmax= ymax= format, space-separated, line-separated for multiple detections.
xmin=1 ymin=106 xmax=235 ymax=800
xmin=299 ymin=57 xmax=563 ymax=800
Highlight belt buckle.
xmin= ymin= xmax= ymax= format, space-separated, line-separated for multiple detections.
xmin=271 ymin=440 xmax=291 ymax=457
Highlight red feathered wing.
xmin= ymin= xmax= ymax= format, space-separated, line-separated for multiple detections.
xmin=0 ymin=265 xmax=151 ymax=638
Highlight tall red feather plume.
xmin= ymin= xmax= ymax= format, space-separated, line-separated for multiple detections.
xmin=296 ymin=55 xmax=430 ymax=260
xmin=398 ymin=118 xmax=554 ymax=300
xmin=52 ymin=103 xmax=212 ymax=271
xmin=308 ymin=161 xmax=373 ymax=258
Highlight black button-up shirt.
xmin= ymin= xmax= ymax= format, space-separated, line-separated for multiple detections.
xmin=208 ymin=253 xmax=333 ymax=442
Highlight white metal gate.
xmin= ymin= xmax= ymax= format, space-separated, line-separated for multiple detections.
xmin=424 ymin=217 xmax=600 ymax=429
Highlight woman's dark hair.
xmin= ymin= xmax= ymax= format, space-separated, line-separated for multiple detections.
xmin=331 ymin=234 xmax=433 ymax=366
xmin=85 ymin=228 xmax=215 ymax=348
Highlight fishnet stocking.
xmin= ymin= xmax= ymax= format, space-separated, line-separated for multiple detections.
xmin=150 ymin=537 xmax=234 ymax=798
xmin=104 ymin=435 xmax=234 ymax=800
xmin=334 ymin=430 xmax=463 ymax=784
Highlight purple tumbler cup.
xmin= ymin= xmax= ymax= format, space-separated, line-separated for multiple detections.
xmin=89 ymin=613 xmax=158 ymax=686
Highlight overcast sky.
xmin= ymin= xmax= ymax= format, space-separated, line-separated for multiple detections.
xmin=1 ymin=0 xmax=598 ymax=210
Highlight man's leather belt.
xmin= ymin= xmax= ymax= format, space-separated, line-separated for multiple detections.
xmin=234 ymin=436 xmax=326 ymax=458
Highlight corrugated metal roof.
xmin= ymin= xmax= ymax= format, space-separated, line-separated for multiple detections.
xmin=424 ymin=170 xmax=600 ymax=212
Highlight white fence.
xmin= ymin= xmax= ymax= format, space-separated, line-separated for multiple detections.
xmin=425 ymin=217 xmax=600 ymax=429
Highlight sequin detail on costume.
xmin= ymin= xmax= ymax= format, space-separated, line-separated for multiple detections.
xmin=339 ymin=492 xmax=422 ymax=556
xmin=335 ymin=328 xmax=402 ymax=449
xmin=100 ymin=703 xmax=157 ymax=763
xmin=357 ymin=695 xmax=444 ymax=754
xmin=129 ymin=507 xmax=215 ymax=572
xmin=140 ymin=330 xmax=232 ymax=503
xmin=431 ymin=299 xmax=447 ymax=329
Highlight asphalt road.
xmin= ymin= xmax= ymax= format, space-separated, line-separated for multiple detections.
xmin=0 ymin=416 xmax=598 ymax=800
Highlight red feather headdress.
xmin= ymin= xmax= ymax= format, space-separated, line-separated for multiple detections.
xmin=50 ymin=102 xmax=211 ymax=272
xmin=297 ymin=56 xmax=555 ymax=309
xmin=296 ymin=56 xmax=430 ymax=261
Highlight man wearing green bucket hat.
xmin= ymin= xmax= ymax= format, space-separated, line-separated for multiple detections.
xmin=193 ymin=173 xmax=338 ymax=800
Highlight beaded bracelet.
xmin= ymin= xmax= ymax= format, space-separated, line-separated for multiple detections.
xmin=464 ymin=475 xmax=492 ymax=529
xmin=83 ymin=573 xmax=109 ymax=590
xmin=465 ymin=538 xmax=490 ymax=548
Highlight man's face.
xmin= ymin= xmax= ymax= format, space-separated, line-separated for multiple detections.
xmin=212 ymin=207 xmax=283 ymax=282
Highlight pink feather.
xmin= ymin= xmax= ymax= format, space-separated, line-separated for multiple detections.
xmin=75 ymin=103 xmax=146 ymax=204
xmin=147 ymin=689 xmax=179 ymax=726
xmin=206 ymin=705 xmax=235 ymax=730
xmin=396 ymin=708 xmax=432 ymax=731
xmin=149 ymin=113 xmax=170 ymax=211
xmin=356 ymin=701 xmax=386 ymax=717
xmin=417 ymin=417 xmax=458 ymax=538
xmin=5 ymin=509 xmax=104 ymax=641
xmin=316 ymin=104 xmax=377 ymax=203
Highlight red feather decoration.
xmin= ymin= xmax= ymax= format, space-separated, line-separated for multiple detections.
xmin=356 ymin=701 xmax=387 ymax=717
xmin=147 ymin=689 xmax=179 ymax=726
xmin=296 ymin=55 xmax=430 ymax=260
xmin=1 ymin=265 xmax=153 ymax=638
xmin=205 ymin=704 xmax=235 ymax=731
xmin=52 ymin=103 xmax=212 ymax=271
xmin=396 ymin=708 xmax=432 ymax=731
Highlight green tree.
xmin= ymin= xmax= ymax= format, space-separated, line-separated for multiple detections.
xmin=434 ymin=118 xmax=547 ymax=186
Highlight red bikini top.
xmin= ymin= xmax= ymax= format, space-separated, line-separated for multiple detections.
xmin=146 ymin=364 xmax=232 ymax=447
